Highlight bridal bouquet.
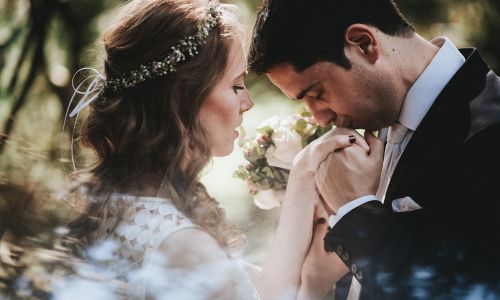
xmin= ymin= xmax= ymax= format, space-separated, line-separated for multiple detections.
xmin=234 ymin=108 xmax=332 ymax=209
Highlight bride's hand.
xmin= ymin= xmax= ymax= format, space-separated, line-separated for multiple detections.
xmin=291 ymin=127 xmax=366 ymax=178
xmin=298 ymin=202 xmax=349 ymax=300
xmin=263 ymin=128 xmax=364 ymax=300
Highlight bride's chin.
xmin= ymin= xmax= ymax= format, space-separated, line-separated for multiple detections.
xmin=210 ymin=143 xmax=234 ymax=157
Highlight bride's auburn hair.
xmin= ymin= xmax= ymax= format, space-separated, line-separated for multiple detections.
xmin=68 ymin=0 xmax=245 ymax=255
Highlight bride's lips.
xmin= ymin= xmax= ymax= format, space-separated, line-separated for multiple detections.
xmin=234 ymin=123 xmax=242 ymax=138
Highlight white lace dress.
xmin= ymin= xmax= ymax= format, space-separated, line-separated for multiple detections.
xmin=88 ymin=195 xmax=259 ymax=300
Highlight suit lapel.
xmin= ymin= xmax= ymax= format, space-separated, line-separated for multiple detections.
xmin=384 ymin=49 xmax=490 ymax=206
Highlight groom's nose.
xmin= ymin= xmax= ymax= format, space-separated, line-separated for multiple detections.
xmin=315 ymin=110 xmax=337 ymax=127
xmin=304 ymin=99 xmax=336 ymax=127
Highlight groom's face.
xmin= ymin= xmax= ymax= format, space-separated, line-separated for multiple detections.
xmin=267 ymin=61 xmax=399 ymax=130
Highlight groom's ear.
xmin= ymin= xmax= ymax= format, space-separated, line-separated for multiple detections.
xmin=344 ymin=24 xmax=379 ymax=65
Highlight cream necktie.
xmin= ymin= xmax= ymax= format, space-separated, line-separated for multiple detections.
xmin=376 ymin=123 xmax=410 ymax=202
xmin=347 ymin=124 xmax=410 ymax=300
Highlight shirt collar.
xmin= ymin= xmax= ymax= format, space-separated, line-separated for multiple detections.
xmin=398 ymin=36 xmax=466 ymax=131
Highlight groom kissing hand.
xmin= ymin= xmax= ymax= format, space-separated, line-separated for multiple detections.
xmin=315 ymin=129 xmax=384 ymax=214
xmin=248 ymin=0 xmax=500 ymax=299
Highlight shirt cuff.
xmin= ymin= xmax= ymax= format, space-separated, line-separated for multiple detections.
xmin=328 ymin=195 xmax=379 ymax=228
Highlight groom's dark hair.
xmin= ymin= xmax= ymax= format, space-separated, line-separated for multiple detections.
xmin=248 ymin=0 xmax=415 ymax=74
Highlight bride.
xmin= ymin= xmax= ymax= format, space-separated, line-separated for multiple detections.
xmin=64 ymin=0 xmax=353 ymax=299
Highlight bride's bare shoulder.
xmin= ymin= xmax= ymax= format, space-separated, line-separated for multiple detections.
xmin=155 ymin=228 xmax=241 ymax=299
xmin=158 ymin=227 xmax=228 ymax=267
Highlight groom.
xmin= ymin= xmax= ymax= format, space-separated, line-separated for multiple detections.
xmin=248 ymin=0 xmax=500 ymax=299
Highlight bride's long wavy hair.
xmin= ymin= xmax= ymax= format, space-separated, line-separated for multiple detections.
xmin=67 ymin=0 xmax=245 ymax=255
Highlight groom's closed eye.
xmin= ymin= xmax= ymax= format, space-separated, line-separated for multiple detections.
xmin=295 ymin=82 xmax=320 ymax=100
xmin=311 ymin=88 xmax=325 ymax=100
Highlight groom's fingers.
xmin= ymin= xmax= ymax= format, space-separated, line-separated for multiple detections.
xmin=315 ymin=198 xmax=330 ymax=221
xmin=355 ymin=136 xmax=370 ymax=154
xmin=364 ymin=131 xmax=384 ymax=157
xmin=312 ymin=218 xmax=329 ymax=247
xmin=348 ymin=129 xmax=369 ymax=154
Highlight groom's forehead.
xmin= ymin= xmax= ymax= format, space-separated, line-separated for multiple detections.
xmin=267 ymin=63 xmax=315 ymax=99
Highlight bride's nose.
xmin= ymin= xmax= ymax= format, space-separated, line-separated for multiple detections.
xmin=240 ymin=91 xmax=254 ymax=113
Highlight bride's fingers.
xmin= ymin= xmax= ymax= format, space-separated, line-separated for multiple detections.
xmin=311 ymin=127 xmax=371 ymax=157
xmin=294 ymin=134 xmax=355 ymax=172
xmin=309 ymin=134 xmax=355 ymax=164
xmin=325 ymin=127 xmax=369 ymax=153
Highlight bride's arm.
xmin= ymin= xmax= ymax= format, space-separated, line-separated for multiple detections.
xmin=255 ymin=131 xmax=360 ymax=300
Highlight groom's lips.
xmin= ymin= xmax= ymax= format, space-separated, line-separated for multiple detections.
xmin=333 ymin=115 xmax=353 ymax=127
xmin=328 ymin=112 xmax=338 ymax=126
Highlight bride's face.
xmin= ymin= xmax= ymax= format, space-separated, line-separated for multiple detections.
xmin=199 ymin=40 xmax=254 ymax=157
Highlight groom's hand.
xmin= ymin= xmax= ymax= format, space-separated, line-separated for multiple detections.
xmin=316 ymin=131 xmax=384 ymax=212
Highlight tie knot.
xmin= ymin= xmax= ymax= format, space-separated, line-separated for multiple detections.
xmin=387 ymin=123 xmax=408 ymax=144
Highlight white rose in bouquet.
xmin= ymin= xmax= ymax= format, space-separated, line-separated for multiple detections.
xmin=253 ymin=189 xmax=285 ymax=210
xmin=265 ymin=127 xmax=303 ymax=170
xmin=234 ymin=108 xmax=333 ymax=210
xmin=258 ymin=115 xmax=281 ymax=129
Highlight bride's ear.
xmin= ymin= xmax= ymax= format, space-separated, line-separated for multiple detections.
xmin=344 ymin=24 xmax=379 ymax=65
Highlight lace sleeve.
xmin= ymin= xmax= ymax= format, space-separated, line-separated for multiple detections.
xmin=110 ymin=198 xmax=198 ymax=268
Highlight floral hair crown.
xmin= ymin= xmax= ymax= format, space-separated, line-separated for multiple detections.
xmin=62 ymin=1 xmax=222 ymax=172
xmin=66 ymin=1 xmax=222 ymax=119
xmin=105 ymin=1 xmax=222 ymax=96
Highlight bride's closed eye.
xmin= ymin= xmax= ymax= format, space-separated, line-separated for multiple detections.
xmin=233 ymin=83 xmax=246 ymax=94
